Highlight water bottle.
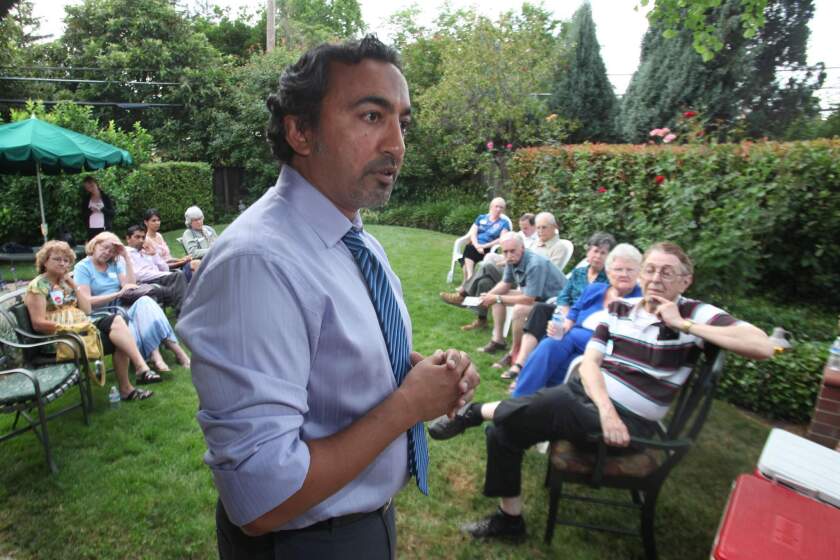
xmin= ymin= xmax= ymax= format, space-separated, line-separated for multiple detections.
xmin=550 ymin=307 xmax=565 ymax=340
xmin=108 ymin=386 xmax=121 ymax=409
xmin=827 ymin=337 xmax=840 ymax=373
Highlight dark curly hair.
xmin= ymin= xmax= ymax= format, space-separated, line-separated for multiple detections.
xmin=265 ymin=34 xmax=402 ymax=164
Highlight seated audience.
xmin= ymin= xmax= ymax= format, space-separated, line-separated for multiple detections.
xmin=428 ymin=242 xmax=775 ymax=541
xmin=74 ymin=232 xmax=190 ymax=376
xmin=503 ymin=231 xmax=616 ymax=374
xmin=182 ymin=206 xmax=218 ymax=270
xmin=508 ymin=243 xmax=642 ymax=392
xmin=24 ymin=241 xmax=153 ymax=401
xmin=125 ymin=225 xmax=187 ymax=317
xmin=460 ymin=198 xmax=511 ymax=283
xmin=442 ymin=212 xmax=567 ymax=333
xmin=472 ymin=234 xmax=566 ymax=356
xmin=143 ymin=208 xmax=192 ymax=280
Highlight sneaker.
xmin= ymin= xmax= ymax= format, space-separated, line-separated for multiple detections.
xmin=460 ymin=318 xmax=487 ymax=331
xmin=440 ymin=291 xmax=465 ymax=307
xmin=460 ymin=509 xmax=526 ymax=541
xmin=427 ymin=403 xmax=483 ymax=440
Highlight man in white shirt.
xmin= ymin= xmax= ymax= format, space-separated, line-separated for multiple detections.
xmin=125 ymin=225 xmax=187 ymax=316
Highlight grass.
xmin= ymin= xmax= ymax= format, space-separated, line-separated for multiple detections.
xmin=0 ymin=224 xmax=773 ymax=559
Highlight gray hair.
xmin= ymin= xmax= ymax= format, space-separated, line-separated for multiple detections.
xmin=184 ymin=206 xmax=204 ymax=227
xmin=605 ymin=243 xmax=643 ymax=270
xmin=534 ymin=211 xmax=556 ymax=226
xmin=587 ymin=231 xmax=616 ymax=251
xmin=500 ymin=231 xmax=523 ymax=247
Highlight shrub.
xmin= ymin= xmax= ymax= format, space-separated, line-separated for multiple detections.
xmin=121 ymin=163 xmax=214 ymax=233
xmin=507 ymin=140 xmax=840 ymax=305
xmin=719 ymin=342 xmax=828 ymax=423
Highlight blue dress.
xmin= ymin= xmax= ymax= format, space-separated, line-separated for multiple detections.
xmin=512 ymin=282 xmax=642 ymax=397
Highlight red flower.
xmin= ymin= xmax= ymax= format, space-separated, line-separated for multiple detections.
xmin=683 ymin=110 xmax=697 ymax=118
xmin=506 ymin=143 xmax=513 ymax=150
xmin=597 ymin=186 xmax=607 ymax=194
xmin=654 ymin=175 xmax=665 ymax=184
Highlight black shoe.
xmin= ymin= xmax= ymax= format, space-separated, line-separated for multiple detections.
xmin=460 ymin=509 xmax=526 ymax=541
xmin=427 ymin=404 xmax=482 ymax=440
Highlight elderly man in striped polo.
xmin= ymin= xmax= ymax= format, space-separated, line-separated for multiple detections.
xmin=428 ymin=241 xmax=775 ymax=541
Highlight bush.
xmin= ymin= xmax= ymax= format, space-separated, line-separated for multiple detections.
xmin=507 ymin=140 xmax=840 ymax=305
xmin=121 ymin=163 xmax=214 ymax=234
xmin=364 ymin=192 xmax=486 ymax=236
xmin=719 ymin=342 xmax=828 ymax=423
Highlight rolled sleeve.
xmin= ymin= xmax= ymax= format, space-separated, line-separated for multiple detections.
xmin=177 ymin=253 xmax=319 ymax=526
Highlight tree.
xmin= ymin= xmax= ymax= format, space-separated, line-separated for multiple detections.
xmin=619 ymin=0 xmax=823 ymax=142
xmin=645 ymin=0 xmax=768 ymax=61
xmin=400 ymin=4 xmax=571 ymax=199
xmin=191 ymin=5 xmax=264 ymax=61
xmin=549 ymin=2 xmax=616 ymax=143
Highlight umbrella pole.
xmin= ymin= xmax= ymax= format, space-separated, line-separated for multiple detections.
xmin=36 ymin=162 xmax=47 ymax=243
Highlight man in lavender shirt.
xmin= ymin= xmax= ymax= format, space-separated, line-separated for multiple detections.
xmin=176 ymin=36 xmax=479 ymax=560
xmin=124 ymin=224 xmax=186 ymax=316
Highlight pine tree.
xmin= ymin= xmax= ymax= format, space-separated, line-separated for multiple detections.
xmin=549 ymin=2 xmax=617 ymax=143
xmin=619 ymin=0 xmax=823 ymax=142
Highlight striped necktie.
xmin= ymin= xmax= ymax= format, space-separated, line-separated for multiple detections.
xmin=342 ymin=227 xmax=429 ymax=495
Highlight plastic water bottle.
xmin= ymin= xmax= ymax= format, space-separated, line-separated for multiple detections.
xmin=108 ymin=386 xmax=121 ymax=409
xmin=550 ymin=307 xmax=565 ymax=340
xmin=827 ymin=337 xmax=840 ymax=372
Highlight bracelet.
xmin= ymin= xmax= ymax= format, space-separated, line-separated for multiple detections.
xmin=496 ymin=295 xmax=503 ymax=305
xmin=680 ymin=319 xmax=695 ymax=334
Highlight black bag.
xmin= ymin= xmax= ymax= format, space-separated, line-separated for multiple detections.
xmin=119 ymin=284 xmax=155 ymax=306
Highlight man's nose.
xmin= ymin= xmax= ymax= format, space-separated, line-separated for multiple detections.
xmin=382 ymin=118 xmax=405 ymax=164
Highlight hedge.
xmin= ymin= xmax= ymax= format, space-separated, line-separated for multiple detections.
xmin=506 ymin=140 xmax=840 ymax=305
xmin=0 ymin=161 xmax=213 ymax=245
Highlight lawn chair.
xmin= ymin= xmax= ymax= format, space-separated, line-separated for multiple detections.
xmin=0 ymin=288 xmax=92 ymax=473
xmin=543 ymin=346 xmax=725 ymax=560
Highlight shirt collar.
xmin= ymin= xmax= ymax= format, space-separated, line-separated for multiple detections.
xmin=512 ymin=250 xmax=530 ymax=274
xmin=535 ymin=235 xmax=558 ymax=248
xmin=274 ymin=165 xmax=361 ymax=248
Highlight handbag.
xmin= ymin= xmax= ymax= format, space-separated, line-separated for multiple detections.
xmin=49 ymin=305 xmax=106 ymax=386
xmin=118 ymin=284 xmax=155 ymax=305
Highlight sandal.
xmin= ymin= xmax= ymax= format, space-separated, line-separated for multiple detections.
xmin=491 ymin=353 xmax=512 ymax=369
xmin=121 ymin=388 xmax=154 ymax=401
xmin=136 ymin=369 xmax=163 ymax=384
xmin=478 ymin=339 xmax=507 ymax=354
xmin=501 ymin=363 xmax=523 ymax=380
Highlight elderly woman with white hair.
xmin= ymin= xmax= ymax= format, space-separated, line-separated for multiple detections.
xmin=508 ymin=243 xmax=643 ymax=397
xmin=182 ymin=206 xmax=218 ymax=270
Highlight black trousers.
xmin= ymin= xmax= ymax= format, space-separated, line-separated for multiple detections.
xmin=216 ymin=499 xmax=396 ymax=560
xmin=142 ymin=272 xmax=186 ymax=317
xmin=522 ymin=302 xmax=555 ymax=339
xmin=483 ymin=379 xmax=657 ymax=497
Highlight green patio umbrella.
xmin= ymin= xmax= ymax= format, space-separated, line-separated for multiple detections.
xmin=0 ymin=115 xmax=134 ymax=242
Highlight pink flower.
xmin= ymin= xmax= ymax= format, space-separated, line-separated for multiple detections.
xmin=486 ymin=141 xmax=494 ymax=150
xmin=506 ymin=143 xmax=513 ymax=150
xmin=663 ymin=133 xmax=677 ymax=143
xmin=597 ymin=186 xmax=607 ymax=194
xmin=649 ymin=128 xmax=663 ymax=137
xmin=654 ymin=175 xmax=665 ymax=185
xmin=683 ymin=110 xmax=697 ymax=118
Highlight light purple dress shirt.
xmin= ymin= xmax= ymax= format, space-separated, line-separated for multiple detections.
xmin=176 ymin=166 xmax=410 ymax=530
xmin=127 ymin=246 xmax=169 ymax=282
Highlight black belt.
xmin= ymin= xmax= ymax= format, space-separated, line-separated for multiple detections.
xmin=295 ymin=499 xmax=392 ymax=532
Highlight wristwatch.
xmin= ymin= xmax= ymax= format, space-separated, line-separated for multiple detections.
xmin=680 ymin=319 xmax=695 ymax=334
xmin=496 ymin=295 xmax=503 ymax=305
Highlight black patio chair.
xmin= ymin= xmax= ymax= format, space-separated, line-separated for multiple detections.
xmin=543 ymin=347 xmax=725 ymax=560
xmin=0 ymin=289 xmax=92 ymax=473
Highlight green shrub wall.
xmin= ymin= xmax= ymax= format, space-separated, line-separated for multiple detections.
xmin=121 ymin=162 xmax=214 ymax=234
xmin=506 ymin=140 xmax=840 ymax=305
xmin=0 ymin=162 xmax=213 ymax=245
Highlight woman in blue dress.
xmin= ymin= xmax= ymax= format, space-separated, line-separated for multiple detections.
xmin=74 ymin=232 xmax=190 ymax=381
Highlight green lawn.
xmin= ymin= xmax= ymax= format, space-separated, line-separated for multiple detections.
xmin=0 ymin=224 xmax=772 ymax=559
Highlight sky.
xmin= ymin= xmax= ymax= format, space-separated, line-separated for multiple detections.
xmin=31 ymin=0 xmax=839 ymax=107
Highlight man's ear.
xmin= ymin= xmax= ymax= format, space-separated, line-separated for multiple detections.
xmin=681 ymin=274 xmax=693 ymax=293
xmin=283 ymin=115 xmax=312 ymax=157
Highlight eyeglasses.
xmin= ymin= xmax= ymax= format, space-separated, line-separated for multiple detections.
xmin=640 ymin=265 xmax=686 ymax=282
xmin=49 ymin=256 xmax=71 ymax=264
xmin=610 ymin=267 xmax=638 ymax=275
